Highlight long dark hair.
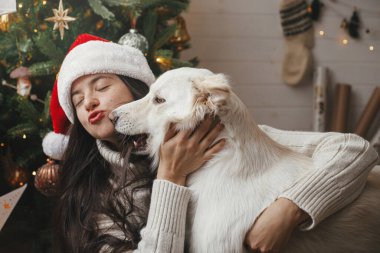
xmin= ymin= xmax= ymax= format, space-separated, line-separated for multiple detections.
xmin=54 ymin=75 xmax=153 ymax=253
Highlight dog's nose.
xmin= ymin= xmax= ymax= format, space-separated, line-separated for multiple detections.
xmin=109 ymin=111 xmax=119 ymax=125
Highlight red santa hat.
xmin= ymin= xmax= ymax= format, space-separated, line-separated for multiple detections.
xmin=42 ymin=33 xmax=155 ymax=160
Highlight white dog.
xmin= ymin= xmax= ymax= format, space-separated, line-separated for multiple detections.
xmin=112 ymin=67 xmax=380 ymax=253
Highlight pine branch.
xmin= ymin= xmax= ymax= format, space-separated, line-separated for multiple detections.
xmin=153 ymin=24 xmax=177 ymax=50
xmin=29 ymin=61 xmax=60 ymax=76
xmin=172 ymin=58 xmax=194 ymax=68
xmin=142 ymin=11 xmax=158 ymax=45
xmin=88 ymin=0 xmax=115 ymax=20
xmin=155 ymin=49 xmax=173 ymax=58
xmin=14 ymin=97 xmax=39 ymax=122
xmin=34 ymin=32 xmax=65 ymax=60
xmin=43 ymin=91 xmax=51 ymax=124
xmin=103 ymin=0 xmax=133 ymax=7
xmin=16 ymin=147 xmax=43 ymax=168
xmin=7 ymin=123 xmax=38 ymax=138
xmin=142 ymin=0 xmax=188 ymax=12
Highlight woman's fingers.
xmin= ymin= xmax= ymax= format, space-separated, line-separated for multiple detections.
xmin=204 ymin=139 xmax=226 ymax=160
xmin=189 ymin=115 xmax=215 ymax=142
xmin=163 ymin=123 xmax=178 ymax=142
xmin=200 ymin=122 xmax=224 ymax=150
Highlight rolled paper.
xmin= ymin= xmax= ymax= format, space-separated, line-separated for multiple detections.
xmin=355 ymin=87 xmax=380 ymax=137
xmin=370 ymin=127 xmax=380 ymax=155
xmin=330 ymin=84 xmax=351 ymax=132
xmin=313 ymin=66 xmax=328 ymax=132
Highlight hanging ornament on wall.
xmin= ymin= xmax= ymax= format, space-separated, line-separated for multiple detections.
xmin=34 ymin=160 xmax=60 ymax=196
xmin=16 ymin=77 xmax=32 ymax=97
xmin=340 ymin=18 xmax=348 ymax=29
xmin=309 ymin=0 xmax=324 ymax=21
xmin=45 ymin=0 xmax=76 ymax=40
xmin=170 ymin=16 xmax=191 ymax=51
xmin=348 ymin=9 xmax=360 ymax=39
xmin=118 ymin=29 xmax=149 ymax=54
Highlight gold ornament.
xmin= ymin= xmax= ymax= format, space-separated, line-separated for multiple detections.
xmin=16 ymin=77 xmax=32 ymax=97
xmin=170 ymin=16 xmax=190 ymax=51
xmin=39 ymin=23 xmax=48 ymax=31
xmin=156 ymin=56 xmax=172 ymax=71
xmin=34 ymin=160 xmax=60 ymax=196
xmin=84 ymin=9 xmax=92 ymax=18
xmin=7 ymin=167 xmax=28 ymax=187
xmin=45 ymin=0 xmax=76 ymax=40
xmin=95 ymin=20 xmax=104 ymax=30
xmin=0 ymin=14 xmax=10 ymax=32
xmin=340 ymin=18 xmax=348 ymax=29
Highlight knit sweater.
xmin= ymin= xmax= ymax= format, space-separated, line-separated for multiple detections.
xmin=96 ymin=125 xmax=379 ymax=253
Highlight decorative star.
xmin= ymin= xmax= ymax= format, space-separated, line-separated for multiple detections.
xmin=3 ymin=202 xmax=10 ymax=209
xmin=45 ymin=0 xmax=76 ymax=40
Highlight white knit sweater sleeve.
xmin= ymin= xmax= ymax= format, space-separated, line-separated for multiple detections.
xmin=99 ymin=179 xmax=190 ymax=253
xmin=259 ymin=125 xmax=379 ymax=230
xmin=133 ymin=179 xmax=191 ymax=253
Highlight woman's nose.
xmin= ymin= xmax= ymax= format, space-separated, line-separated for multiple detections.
xmin=84 ymin=97 xmax=100 ymax=111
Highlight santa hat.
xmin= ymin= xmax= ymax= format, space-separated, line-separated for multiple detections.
xmin=42 ymin=33 xmax=155 ymax=160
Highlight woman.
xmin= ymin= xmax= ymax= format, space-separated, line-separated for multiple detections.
xmin=46 ymin=34 xmax=378 ymax=253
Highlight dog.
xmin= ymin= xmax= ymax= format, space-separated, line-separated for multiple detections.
xmin=112 ymin=67 xmax=380 ymax=253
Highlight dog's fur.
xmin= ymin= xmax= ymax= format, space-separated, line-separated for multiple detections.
xmin=112 ymin=67 xmax=380 ymax=253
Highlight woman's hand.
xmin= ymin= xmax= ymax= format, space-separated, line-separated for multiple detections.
xmin=156 ymin=116 xmax=225 ymax=186
xmin=244 ymin=198 xmax=310 ymax=253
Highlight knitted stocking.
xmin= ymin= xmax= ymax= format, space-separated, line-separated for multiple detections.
xmin=280 ymin=0 xmax=314 ymax=86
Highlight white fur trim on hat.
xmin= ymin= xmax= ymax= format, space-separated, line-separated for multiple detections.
xmin=58 ymin=40 xmax=155 ymax=123
xmin=42 ymin=131 xmax=69 ymax=160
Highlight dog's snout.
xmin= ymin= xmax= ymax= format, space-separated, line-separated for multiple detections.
xmin=109 ymin=111 xmax=120 ymax=125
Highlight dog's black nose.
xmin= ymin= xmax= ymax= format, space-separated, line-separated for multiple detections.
xmin=109 ymin=112 xmax=119 ymax=125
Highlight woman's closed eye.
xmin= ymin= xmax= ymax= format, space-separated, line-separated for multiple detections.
xmin=74 ymin=98 xmax=84 ymax=107
xmin=97 ymin=85 xmax=110 ymax=91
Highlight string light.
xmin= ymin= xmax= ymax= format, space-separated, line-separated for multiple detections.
xmin=22 ymin=134 xmax=27 ymax=139
xmin=32 ymin=171 xmax=36 ymax=176
xmin=369 ymin=45 xmax=374 ymax=51
xmin=33 ymin=28 xmax=38 ymax=33
xmin=342 ymin=39 xmax=349 ymax=45
xmin=0 ymin=143 xmax=5 ymax=147
xmin=18 ymin=3 xmax=23 ymax=8
xmin=319 ymin=30 xmax=325 ymax=36
xmin=43 ymin=0 xmax=47 ymax=5
xmin=155 ymin=57 xmax=164 ymax=63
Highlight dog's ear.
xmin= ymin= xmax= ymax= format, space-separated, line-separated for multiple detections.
xmin=192 ymin=73 xmax=231 ymax=112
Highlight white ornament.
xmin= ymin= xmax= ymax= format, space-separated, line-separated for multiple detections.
xmin=118 ymin=29 xmax=149 ymax=54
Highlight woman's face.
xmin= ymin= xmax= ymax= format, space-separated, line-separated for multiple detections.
xmin=71 ymin=73 xmax=134 ymax=144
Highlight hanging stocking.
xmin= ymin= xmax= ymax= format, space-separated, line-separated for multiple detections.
xmin=280 ymin=0 xmax=314 ymax=86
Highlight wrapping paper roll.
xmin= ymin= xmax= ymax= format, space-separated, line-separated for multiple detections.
xmin=313 ymin=67 xmax=327 ymax=132
xmin=330 ymin=84 xmax=351 ymax=132
xmin=370 ymin=127 xmax=380 ymax=156
xmin=355 ymin=87 xmax=380 ymax=137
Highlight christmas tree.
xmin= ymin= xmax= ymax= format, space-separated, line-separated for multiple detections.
xmin=0 ymin=0 xmax=196 ymax=251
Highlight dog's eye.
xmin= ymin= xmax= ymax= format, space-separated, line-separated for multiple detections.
xmin=154 ymin=96 xmax=166 ymax=104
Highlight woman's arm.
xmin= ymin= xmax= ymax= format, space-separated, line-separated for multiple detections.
xmin=244 ymin=125 xmax=379 ymax=252
xmin=98 ymin=180 xmax=191 ymax=253
xmin=261 ymin=125 xmax=379 ymax=229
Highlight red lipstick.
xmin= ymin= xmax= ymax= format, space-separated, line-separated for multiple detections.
xmin=88 ymin=110 xmax=105 ymax=124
